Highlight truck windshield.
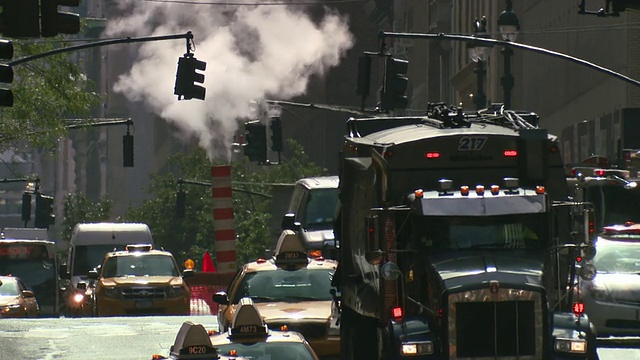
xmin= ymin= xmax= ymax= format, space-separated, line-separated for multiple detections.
xmin=586 ymin=184 xmax=640 ymax=228
xmin=414 ymin=214 xmax=547 ymax=251
xmin=302 ymin=188 xmax=339 ymax=229
xmin=73 ymin=245 xmax=126 ymax=276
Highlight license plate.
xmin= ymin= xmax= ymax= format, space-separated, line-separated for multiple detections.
xmin=135 ymin=300 xmax=152 ymax=309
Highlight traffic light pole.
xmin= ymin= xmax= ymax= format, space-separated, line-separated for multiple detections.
xmin=7 ymin=31 xmax=195 ymax=67
xmin=377 ymin=31 xmax=640 ymax=89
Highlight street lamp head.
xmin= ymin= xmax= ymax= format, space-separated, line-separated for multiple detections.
xmin=498 ymin=0 xmax=520 ymax=41
xmin=470 ymin=16 xmax=491 ymax=62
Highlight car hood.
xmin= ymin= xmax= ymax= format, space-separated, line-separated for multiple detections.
xmin=429 ymin=250 xmax=546 ymax=290
xmin=586 ymin=273 xmax=640 ymax=302
xmin=100 ymin=276 xmax=183 ymax=286
xmin=0 ymin=295 xmax=19 ymax=306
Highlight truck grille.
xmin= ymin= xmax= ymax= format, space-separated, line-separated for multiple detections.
xmin=121 ymin=287 xmax=166 ymax=301
xmin=448 ymin=288 xmax=543 ymax=359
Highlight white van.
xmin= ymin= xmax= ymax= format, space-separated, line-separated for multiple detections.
xmin=61 ymin=222 xmax=154 ymax=315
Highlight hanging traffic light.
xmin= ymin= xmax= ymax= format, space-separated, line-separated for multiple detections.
xmin=381 ymin=57 xmax=409 ymax=111
xmin=176 ymin=189 xmax=186 ymax=218
xmin=270 ymin=117 xmax=283 ymax=152
xmin=40 ymin=0 xmax=81 ymax=37
xmin=356 ymin=55 xmax=372 ymax=97
xmin=21 ymin=193 xmax=31 ymax=222
xmin=244 ymin=120 xmax=267 ymax=163
xmin=174 ymin=54 xmax=206 ymax=100
xmin=34 ymin=193 xmax=55 ymax=229
xmin=0 ymin=0 xmax=40 ymax=38
xmin=0 ymin=39 xmax=12 ymax=107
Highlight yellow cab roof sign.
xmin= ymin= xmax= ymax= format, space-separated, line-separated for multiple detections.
xmin=169 ymin=321 xmax=219 ymax=358
xmin=229 ymin=297 xmax=269 ymax=340
xmin=274 ymin=230 xmax=308 ymax=268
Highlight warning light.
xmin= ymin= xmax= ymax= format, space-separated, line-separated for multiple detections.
xmin=280 ymin=325 xmax=288 ymax=331
xmin=460 ymin=186 xmax=470 ymax=196
xmin=535 ymin=186 xmax=545 ymax=194
xmin=503 ymin=149 xmax=518 ymax=157
xmin=392 ymin=306 xmax=403 ymax=321
xmin=230 ymin=349 xmax=237 ymax=356
xmin=308 ymin=249 xmax=322 ymax=258
xmin=475 ymin=185 xmax=485 ymax=195
xmin=490 ymin=185 xmax=500 ymax=195
xmin=184 ymin=259 xmax=195 ymax=269
xmin=572 ymin=302 xmax=585 ymax=317
xmin=425 ymin=152 xmax=440 ymax=159
xmin=576 ymin=256 xmax=583 ymax=263
xmin=414 ymin=189 xmax=424 ymax=198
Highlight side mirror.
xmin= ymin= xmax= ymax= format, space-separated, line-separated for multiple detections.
xmin=581 ymin=245 xmax=596 ymax=261
xmin=59 ymin=263 xmax=70 ymax=280
xmin=182 ymin=269 xmax=195 ymax=279
xmin=578 ymin=263 xmax=597 ymax=281
xmin=22 ymin=290 xmax=36 ymax=299
xmin=212 ymin=291 xmax=229 ymax=305
xmin=365 ymin=249 xmax=384 ymax=265
xmin=87 ymin=269 xmax=99 ymax=280
xmin=281 ymin=213 xmax=298 ymax=230
xmin=77 ymin=281 xmax=87 ymax=291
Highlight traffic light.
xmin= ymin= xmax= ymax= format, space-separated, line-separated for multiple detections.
xmin=34 ymin=194 xmax=55 ymax=229
xmin=270 ymin=117 xmax=283 ymax=152
xmin=0 ymin=39 xmax=12 ymax=107
xmin=174 ymin=54 xmax=206 ymax=100
xmin=176 ymin=189 xmax=186 ymax=218
xmin=40 ymin=0 xmax=81 ymax=37
xmin=21 ymin=193 xmax=31 ymax=222
xmin=244 ymin=120 xmax=267 ymax=163
xmin=0 ymin=0 xmax=40 ymax=38
xmin=356 ymin=55 xmax=372 ymax=97
xmin=123 ymin=132 xmax=134 ymax=167
xmin=381 ymin=57 xmax=409 ymax=111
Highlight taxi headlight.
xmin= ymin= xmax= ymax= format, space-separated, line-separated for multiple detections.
xmin=103 ymin=287 xmax=119 ymax=299
xmin=1 ymin=304 xmax=22 ymax=313
xmin=401 ymin=341 xmax=434 ymax=356
xmin=591 ymin=288 xmax=610 ymax=302
xmin=554 ymin=338 xmax=587 ymax=353
xmin=168 ymin=285 xmax=185 ymax=298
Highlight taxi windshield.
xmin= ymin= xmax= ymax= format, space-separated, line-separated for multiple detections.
xmin=215 ymin=341 xmax=316 ymax=360
xmin=0 ymin=278 xmax=19 ymax=296
xmin=101 ymin=254 xmax=179 ymax=277
xmin=232 ymin=268 xmax=334 ymax=304
xmin=593 ymin=239 xmax=640 ymax=274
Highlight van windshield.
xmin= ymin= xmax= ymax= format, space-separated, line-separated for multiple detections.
xmin=73 ymin=245 xmax=126 ymax=276
xmin=302 ymin=188 xmax=339 ymax=229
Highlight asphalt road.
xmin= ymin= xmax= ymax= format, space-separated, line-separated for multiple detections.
xmin=0 ymin=315 xmax=637 ymax=359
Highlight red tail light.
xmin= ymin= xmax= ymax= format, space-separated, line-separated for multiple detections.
xmin=392 ymin=307 xmax=403 ymax=321
xmin=572 ymin=302 xmax=585 ymax=317
xmin=503 ymin=150 xmax=518 ymax=157
xmin=425 ymin=152 xmax=440 ymax=159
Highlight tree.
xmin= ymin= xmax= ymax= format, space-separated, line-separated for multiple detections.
xmin=122 ymin=139 xmax=324 ymax=268
xmin=0 ymin=37 xmax=101 ymax=151
xmin=60 ymin=192 xmax=112 ymax=243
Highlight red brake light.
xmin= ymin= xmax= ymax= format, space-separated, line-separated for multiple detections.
xmin=503 ymin=150 xmax=518 ymax=157
xmin=572 ymin=302 xmax=585 ymax=317
xmin=425 ymin=152 xmax=440 ymax=159
xmin=593 ymin=169 xmax=605 ymax=177
xmin=392 ymin=307 xmax=403 ymax=321
xmin=576 ymin=256 xmax=583 ymax=263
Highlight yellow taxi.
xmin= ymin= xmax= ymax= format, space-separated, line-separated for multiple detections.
xmin=212 ymin=230 xmax=340 ymax=359
xmin=150 ymin=297 xmax=319 ymax=360
xmin=0 ymin=275 xmax=39 ymax=318
xmin=89 ymin=244 xmax=193 ymax=316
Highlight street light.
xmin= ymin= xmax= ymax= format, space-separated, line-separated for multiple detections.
xmin=498 ymin=0 xmax=520 ymax=109
xmin=468 ymin=16 xmax=490 ymax=110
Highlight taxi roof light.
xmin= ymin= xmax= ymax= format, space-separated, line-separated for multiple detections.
xmin=229 ymin=297 xmax=269 ymax=340
xmin=274 ymin=230 xmax=309 ymax=268
xmin=169 ymin=321 xmax=219 ymax=358
xmin=125 ymin=243 xmax=153 ymax=252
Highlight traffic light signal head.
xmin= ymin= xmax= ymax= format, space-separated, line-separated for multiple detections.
xmin=40 ymin=0 xmax=81 ymax=37
xmin=0 ymin=39 xmax=12 ymax=107
xmin=34 ymin=194 xmax=55 ymax=229
xmin=0 ymin=0 xmax=40 ymax=38
xmin=381 ymin=57 xmax=409 ymax=111
xmin=174 ymin=54 xmax=206 ymax=100
xmin=21 ymin=193 xmax=31 ymax=222
xmin=270 ymin=117 xmax=283 ymax=152
xmin=176 ymin=190 xmax=186 ymax=218
xmin=244 ymin=120 xmax=267 ymax=163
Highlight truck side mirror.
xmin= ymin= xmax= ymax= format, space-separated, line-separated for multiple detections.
xmin=182 ymin=269 xmax=195 ymax=279
xmin=213 ymin=291 xmax=229 ymax=305
xmin=87 ymin=269 xmax=99 ymax=280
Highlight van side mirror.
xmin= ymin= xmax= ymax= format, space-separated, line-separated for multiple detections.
xmin=281 ymin=213 xmax=299 ymax=230
xmin=88 ymin=269 xmax=99 ymax=280
xmin=213 ymin=291 xmax=229 ymax=305
xmin=59 ymin=263 xmax=70 ymax=280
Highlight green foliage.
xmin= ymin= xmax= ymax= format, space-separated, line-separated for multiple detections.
xmin=60 ymin=192 xmax=112 ymax=242
xmin=0 ymin=39 xmax=101 ymax=151
xmin=123 ymin=139 xmax=324 ymax=269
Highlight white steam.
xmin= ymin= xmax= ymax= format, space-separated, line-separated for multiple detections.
xmin=104 ymin=0 xmax=354 ymax=159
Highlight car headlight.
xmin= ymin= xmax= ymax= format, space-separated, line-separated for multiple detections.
xmin=168 ymin=285 xmax=185 ymax=298
xmin=103 ymin=287 xmax=119 ymax=299
xmin=401 ymin=341 xmax=434 ymax=356
xmin=554 ymin=339 xmax=587 ymax=353
xmin=591 ymin=288 xmax=611 ymax=302
xmin=1 ymin=304 xmax=23 ymax=314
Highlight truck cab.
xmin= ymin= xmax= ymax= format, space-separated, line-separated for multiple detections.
xmin=281 ymin=176 xmax=339 ymax=258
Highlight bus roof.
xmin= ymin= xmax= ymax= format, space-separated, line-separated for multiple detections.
xmin=296 ymin=176 xmax=339 ymax=190
xmin=70 ymin=223 xmax=153 ymax=246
